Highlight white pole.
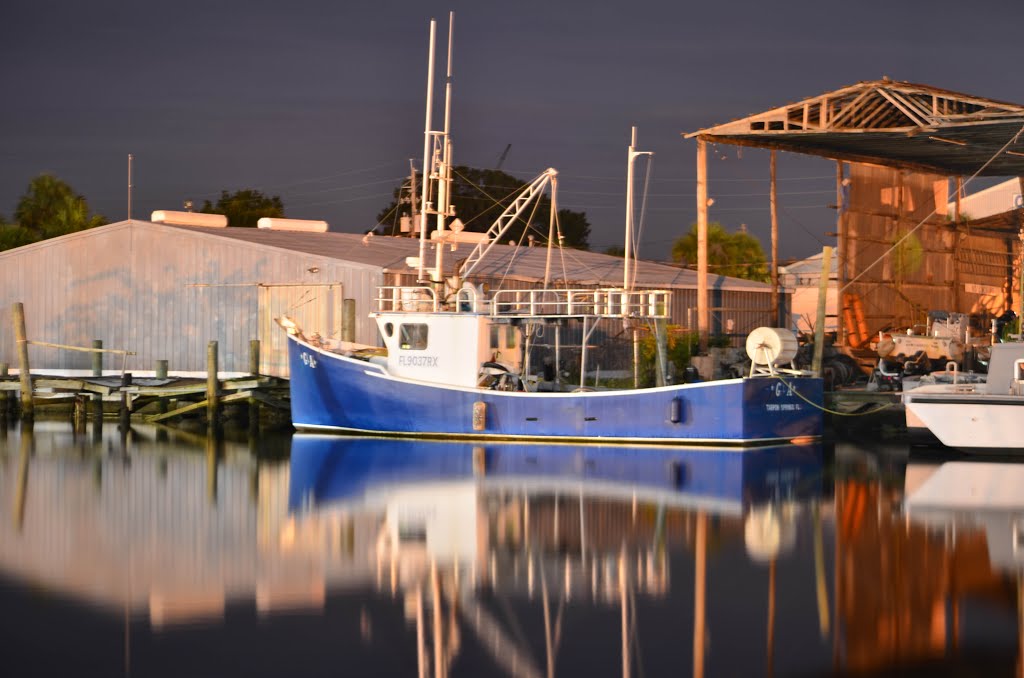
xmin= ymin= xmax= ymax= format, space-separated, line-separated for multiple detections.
xmin=544 ymin=175 xmax=558 ymax=287
xmin=127 ymin=153 xmax=133 ymax=221
xmin=624 ymin=128 xmax=636 ymax=291
xmin=434 ymin=12 xmax=455 ymax=283
xmin=417 ymin=20 xmax=437 ymax=282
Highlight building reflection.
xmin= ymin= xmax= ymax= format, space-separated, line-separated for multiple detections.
xmin=833 ymin=451 xmax=1022 ymax=676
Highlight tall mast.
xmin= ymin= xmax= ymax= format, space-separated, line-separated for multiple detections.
xmin=417 ymin=20 xmax=437 ymax=282
xmin=434 ymin=12 xmax=455 ymax=283
xmin=624 ymin=128 xmax=652 ymax=290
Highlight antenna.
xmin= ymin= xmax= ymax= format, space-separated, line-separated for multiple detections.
xmin=417 ymin=19 xmax=437 ymax=281
xmin=496 ymin=143 xmax=511 ymax=170
xmin=127 ymin=153 xmax=133 ymax=221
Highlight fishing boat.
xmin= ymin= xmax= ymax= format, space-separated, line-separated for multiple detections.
xmin=903 ymin=342 xmax=1024 ymax=451
xmin=282 ymin=17 xmax=824 ymax=445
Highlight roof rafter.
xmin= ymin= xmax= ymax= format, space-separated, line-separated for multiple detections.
xmin=684 ymin=79 xmax=1024 ymax=176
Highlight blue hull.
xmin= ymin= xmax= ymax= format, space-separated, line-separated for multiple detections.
xmin=288 ymin=435 xmax=824 ymax=513
xmin=286 ymin=334 xmax=824 ymax=445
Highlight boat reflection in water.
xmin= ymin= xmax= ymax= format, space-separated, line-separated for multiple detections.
xmin=903 ymin=460 xmax=1024 ymax=675
xmin=287 ymin=435 xmax=824 ymax=678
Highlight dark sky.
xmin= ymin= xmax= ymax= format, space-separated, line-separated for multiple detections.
xmin=3 ymin=0 xmax=1022 ymax=261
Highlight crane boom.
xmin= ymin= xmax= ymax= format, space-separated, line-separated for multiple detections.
xmin=459 ymin=168 xmax=558 ymax=278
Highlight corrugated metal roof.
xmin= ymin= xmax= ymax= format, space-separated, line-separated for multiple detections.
xmin=152 ymin=222 xmax=769 ymax=292
xmin=686 ymin=80 xmax=1024 ymax=176
xmin=0 ymin=219 xmax=770 ymax=293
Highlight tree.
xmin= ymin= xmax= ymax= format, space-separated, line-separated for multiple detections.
xmin=14 ymin=174 xmax=105 ymax=238
xmin=201 ymin=189 xmax=284 ymax=228
xmin=671 ymin=222 xmax=770 ymax=282
xmin=376 ymin=166 xmax=590 ymax=249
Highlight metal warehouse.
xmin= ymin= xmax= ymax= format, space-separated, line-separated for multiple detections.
xmin=0 ymin=218 xmax=781 ymax=377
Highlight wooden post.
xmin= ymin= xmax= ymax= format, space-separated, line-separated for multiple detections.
xmin=342 ymin=298 xmax=356 ymax=344
xmin=206 ymin=341 xmax=220 ymax=427
xmin=696 ymin=138 xmax=709 ymax=351
xmin=91 ymin=339 xmax=103 ymax=377
xmin=770 ymin=150 xmax=779 ymax=326
xmin=248 ymin=339 xmax=260 ymax=437
xmin=0 ymin=362 xmax=8 ymax=422
xmin=248 ymin=340 xmax=260 ymax=376
xmin=836 ymin=162 xmax=847 ymax=345
xmin=13 ymin=303 xmax=33 ymax=422
xmin=118 ymin=372 xmax=132 ymax=432
xmin=632 ymin=327 xmax=640 ymax=388
xmin=812 ymin=247 xmax=834 ymax=376
xmin=154 ymin=360 xmax=168 ymax=415
xmin=954 ymin=177 xmax=963 ymax=312
xmin=91 ymin=339 xmax=104 ymax=423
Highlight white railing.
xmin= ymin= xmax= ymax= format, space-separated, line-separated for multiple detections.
xmin=374 ymin=285 xmax=671 ymax=319
xmin=374 ymin=286 xmax=439 ymax=313
xmin=490 ymin=288 xmax=671 ymax=319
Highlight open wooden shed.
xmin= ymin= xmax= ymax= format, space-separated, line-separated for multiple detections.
xmin=685 ymin=79 xmax=1024 ymax=346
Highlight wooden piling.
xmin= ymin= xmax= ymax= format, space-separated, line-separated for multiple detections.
xmin=155 ymin=360 xmax=169 ymax=415
xmin=0 ymin=362 xmax=8 ymax=421
xmin=343 ymin=298 xmax=356 ymax=343
xmin=248 ymin=340 xmax=261 ymax=376
xmin=91 ymin=340 xmax=103 ymax=422
xmin=812 ymin=247 xmax=834 ymax=376
xmin=119 ymin=372 xmax=132 ymax=432
xmin=13 ymin=303 xmax=33 ymax=422
xmin=91 ymin=340 xmax=103 ymax=376
xmin=248 ymin=340 xmax=260 ymax=435
xmin=73 ymin=394 xmax=88 ymax=434
xmin=206 ymin=341 xmax=220 ymax=426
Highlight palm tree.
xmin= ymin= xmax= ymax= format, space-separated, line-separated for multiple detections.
xmin=671 ymin=222 xmax=770 ymax=282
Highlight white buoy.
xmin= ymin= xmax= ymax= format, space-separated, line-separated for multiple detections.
xmin=745 ymin=327 xmax=798 ymax=366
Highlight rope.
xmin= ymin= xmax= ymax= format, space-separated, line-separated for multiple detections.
xmin=772 ymin=373 xmax=898 ymax=417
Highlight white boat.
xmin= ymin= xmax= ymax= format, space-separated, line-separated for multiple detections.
xmin=903 ymin=342 xmax=1024 ymax=451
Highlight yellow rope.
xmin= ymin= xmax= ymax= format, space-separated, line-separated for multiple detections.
xmin=772 ymin=373 xmax=898 ymax=417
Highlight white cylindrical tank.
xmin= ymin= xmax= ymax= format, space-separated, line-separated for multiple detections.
xmin=150 ymin=210 xmax=228 ymax=228
xmin=745 ymin=327 xmax=799 ymax=366
xmin=257 ymin=218 xmax=329 ymax=233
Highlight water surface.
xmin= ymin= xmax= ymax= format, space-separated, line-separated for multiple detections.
xmin=0 ymin=421 xmax=1019 ymax=677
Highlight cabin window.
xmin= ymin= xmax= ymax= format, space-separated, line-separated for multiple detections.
xmin=489 ymin=324 xmax=517 ymax=350
xmin=399 ymin=323 xmax=428 ymax=350
xmin=383 ymin=322 xmax=394 ymax=337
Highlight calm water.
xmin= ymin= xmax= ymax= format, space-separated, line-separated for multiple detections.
xmin=0 ymin=420 xmax=1020 ymax=677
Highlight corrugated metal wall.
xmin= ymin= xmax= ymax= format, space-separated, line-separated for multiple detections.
xmin=0 ymin=222 xmax=382 ymax=377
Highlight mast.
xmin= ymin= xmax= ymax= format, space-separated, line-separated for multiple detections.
xmin=434 ymin=12 xmax=455 ymax=283
xmin=417 ymin=20 xmax=437 ymax=282
xmin=623 ymin=128 xmax=652 ymax=291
